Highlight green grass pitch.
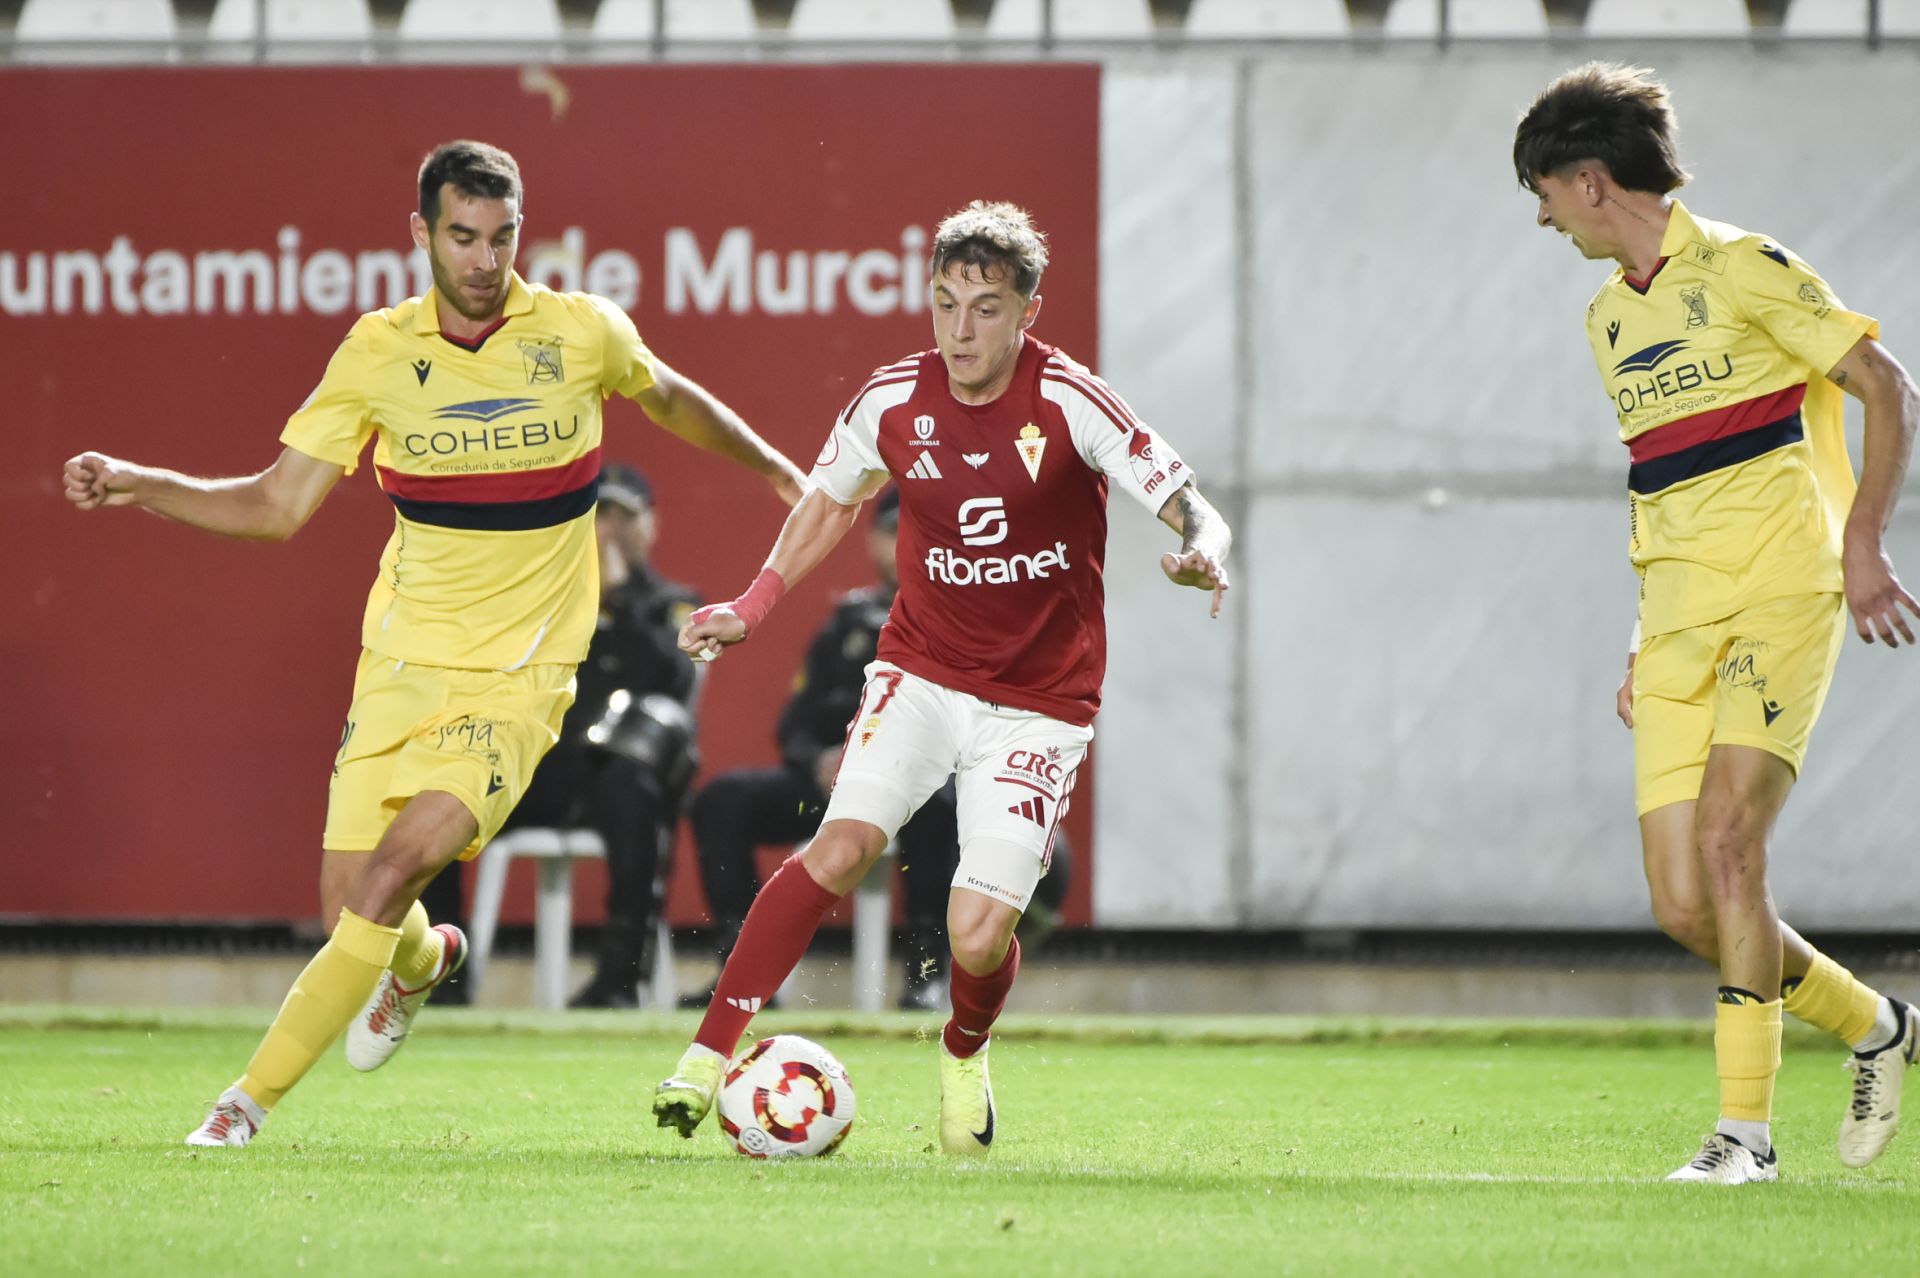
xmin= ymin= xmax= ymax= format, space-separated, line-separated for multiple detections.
xmin=2 ymin=1007 xmax=1915 ymax=1276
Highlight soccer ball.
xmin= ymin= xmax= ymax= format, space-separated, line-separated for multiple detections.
xmin=717 ymin=1034 xmax=857 ymax=1159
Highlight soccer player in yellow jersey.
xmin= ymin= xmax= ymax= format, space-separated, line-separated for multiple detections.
xmin=61 ymin=140 xmax=806 ymax=1147
xmin=1516 ymin=65 xmax=1920 ymax=1184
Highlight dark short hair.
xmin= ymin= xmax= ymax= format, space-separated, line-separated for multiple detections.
xmin=599 ymin=461 xmax=653 ymax=514
xmin=1513 ymin=63 xmax=1690 ymax=196
xmin=930 ymin=201 xmax=1049 ymax=298
xmin=418 ymin=140 xmax=523 ymax=230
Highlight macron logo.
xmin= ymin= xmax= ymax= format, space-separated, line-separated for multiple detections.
xmin=726 ymin=996 xmax=762 ymax=1013
xmin=906 ymin=453 xmax=943 ymax=480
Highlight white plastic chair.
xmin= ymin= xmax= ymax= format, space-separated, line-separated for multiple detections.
xmin=1187 ymin=0 xmax=1350 ymax=37
xmin=790 ymin=0 xmax=956 ymax=40
xmin=1584 ymin=0 xmax=1751 ymax=36
xmin=987 ymin=0 xmax=1156 ymax=40
xmin=398 ymin=0 xmax=563 ymax=59
xmin=15 ymin=0 xmax=177 ymax=60
xmin=1781 ymin=0 xmax=1868 ymax=36
xmin=1383 ymin=0 xmax=1550 ymax=38
xmin=467 ymin=827 xmax=679 ymax=1011
xmin=591 ymin=0 xmax=759 ymax=41
xmin=207 ymin=0 xmax=373 ymax=59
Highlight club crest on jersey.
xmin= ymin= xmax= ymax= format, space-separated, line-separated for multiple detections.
xmin=1016 ymin=424 xmax=1046 ymax=482
xmin=1679 ymin=285 xmax=1709 ymax=330
xmin=858 ymin=715 xmax=882 ymax=748
xmin=518 ymin=337 xmax=565 ymax=385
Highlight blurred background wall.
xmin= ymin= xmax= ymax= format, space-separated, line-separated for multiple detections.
xmin=5 ymin=2 xmax=1919 ymax=938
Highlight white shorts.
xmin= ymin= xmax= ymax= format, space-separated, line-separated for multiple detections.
xmin=821 ymin=661 xmax=1091 ymax=912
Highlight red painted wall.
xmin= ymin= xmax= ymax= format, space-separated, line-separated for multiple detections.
xmin=0 ymin=64 xmax=1099 ymax=927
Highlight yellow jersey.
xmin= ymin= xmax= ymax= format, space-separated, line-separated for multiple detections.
xmin=1584 ymin=201 xmax=1877 ymax=636
xmin=281 ymin=273 xmax=657 ymax=669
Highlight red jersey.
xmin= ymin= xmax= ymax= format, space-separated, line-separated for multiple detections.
xmin=808 ymin=336 xmax=1192 ymax=726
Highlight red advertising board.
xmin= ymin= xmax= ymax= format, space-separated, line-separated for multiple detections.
xmin=0 ymin=64 xmax=1100 ymax=927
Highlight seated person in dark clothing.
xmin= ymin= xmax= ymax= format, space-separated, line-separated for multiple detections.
xmin=420 ymin=463 xmax=700 ymax=1008
xmin=688 ymin=489 xmax=1071 ymax=1010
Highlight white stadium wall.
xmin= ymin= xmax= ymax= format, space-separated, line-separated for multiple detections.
xmin=1094 ymin=48 xmax=1920 ymax=929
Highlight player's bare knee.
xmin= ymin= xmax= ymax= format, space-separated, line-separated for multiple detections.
xmin=1650 ymin=895 xmax=1717 ymax=957
xmin=949 ymin=920 xmax=1013 ymax=977
xmin=947 ymin=898 xmax=1017 ymax=976
xmin=798 ymin=825 xmax=885 ymax=893
xmin=1694 ymin=813 xmax=1768 ymax=898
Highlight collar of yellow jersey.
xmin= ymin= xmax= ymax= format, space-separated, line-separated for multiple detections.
xmin=413 ymin=271 xmax=536 ymax=336
xmin=1656 ymin=199 xmax=1699 ymax=262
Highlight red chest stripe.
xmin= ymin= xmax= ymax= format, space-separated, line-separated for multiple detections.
xmin=1627 ymin=385 xmax=1806 ymax=463
xmin=377 ymin=447 xmax=602 ymax=504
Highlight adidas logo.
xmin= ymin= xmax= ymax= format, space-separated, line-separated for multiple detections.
xmin=906 ymin=453 xmax=942 ymax=480
xmin=1008 ymin=796 xmax=1047 ymax=827
xmin=726 ymin=996 xmax=762 ymax=1013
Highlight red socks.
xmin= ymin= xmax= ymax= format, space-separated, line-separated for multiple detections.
xmin=694 ymin=855 xmax=840 ymax=1057
xmin=943 ymin=935 xmax=1021 ymax=1059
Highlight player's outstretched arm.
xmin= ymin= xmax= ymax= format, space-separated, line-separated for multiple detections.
xmin=635 ymin=362 xmax=808 ymax=508
xmin=678 ymin=487 xmax=871 ymax=661
xmin=61 ymin=446 xmax=344 ymax=541
xmin=1155 ymin=480 xmax=1233 ymax=619
xmin=1829 ymin=336 xmax=1920 ymax=646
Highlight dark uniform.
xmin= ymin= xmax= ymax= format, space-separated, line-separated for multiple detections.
xmin=421 ymin=561 xmax=700 ymax=1008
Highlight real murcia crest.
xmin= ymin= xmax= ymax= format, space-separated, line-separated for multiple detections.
xmin=1016 ymin=423 xmax=1046 ymax=482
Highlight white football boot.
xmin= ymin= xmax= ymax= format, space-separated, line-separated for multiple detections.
xmin=184 ymin=1087 xmax=265 ymax=1148
xmin=346 ymin=924 xmax=466 ymax=1072
xmin=1666 ymin=1132 xmax=1778 ymax=1184
xmin=1840 ymin=999 xmax=1919 ymax=1168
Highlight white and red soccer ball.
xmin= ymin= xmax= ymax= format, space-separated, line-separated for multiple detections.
xmin=717 ymin=1034 xmax=857 ymax=1158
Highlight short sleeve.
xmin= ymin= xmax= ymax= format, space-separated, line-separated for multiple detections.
xmin=279 ymin=317 xmax=378 ymax=473
xmin=1050 ymin=362 xmax=1194 ymax=516
xmin=808 ymin=383 xmax=892 ymax=506
xmin=592 ymin=295 xmax=659 ymax=401
xmin=1735 ymin=239 xmax=1878 ymax=376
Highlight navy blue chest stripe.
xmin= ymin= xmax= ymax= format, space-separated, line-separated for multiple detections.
xmin=388 ymin=479 xmax=598 ymax=530
xmin=1627 ymin=413 xmax=1803 ymax=496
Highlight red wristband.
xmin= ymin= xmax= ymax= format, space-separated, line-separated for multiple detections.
xmin=703 ymin=567 xmax=786 ymax=637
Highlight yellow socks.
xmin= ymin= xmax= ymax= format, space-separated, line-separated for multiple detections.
xmin=389 ymin=900 xmax=446 ymax=993
xmin=1783 ymin=950 xmax=1884 ymax=1049
xmin=236 ymin=908 xmax=400 ymax=1110
xmin=1715 ymin=992 xmax=1783 ymax=1126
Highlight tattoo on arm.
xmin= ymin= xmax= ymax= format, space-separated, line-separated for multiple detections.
xmin=1172 ymin=485 xmax=1231 ymax=561
xmin=1835 ymin=370 xmax=1849 ymax=388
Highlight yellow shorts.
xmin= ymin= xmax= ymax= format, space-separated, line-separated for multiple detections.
xmin=324 ymin=649 xmax=576 ymax=859
xmin=1632 ymin=592 xmax=1845 ymax=816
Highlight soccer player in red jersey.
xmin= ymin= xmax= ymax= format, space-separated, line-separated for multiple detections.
xmin=652 ymin=201 xmax=1232 ymax=1156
